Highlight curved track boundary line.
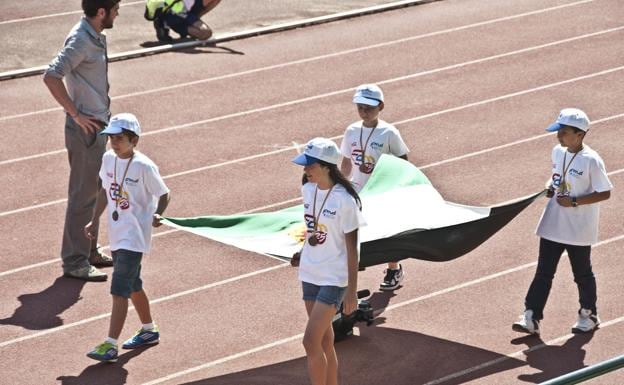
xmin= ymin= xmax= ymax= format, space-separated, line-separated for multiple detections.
xmin=0 ymin=0 xmax=596 ymax=119
xmin=137 ymin=234 xmax=624 ymax=385
xmin=0 ymin=0 xmax=435 ymax=80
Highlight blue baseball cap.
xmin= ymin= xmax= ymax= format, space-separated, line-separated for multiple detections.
xmin=292 ymin=137 xmax=341 ymax=166
xmin=546 ymin=108 xmax=590 ymax=132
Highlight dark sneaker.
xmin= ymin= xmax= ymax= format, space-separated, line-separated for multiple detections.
xmin=64 ymin=265 xmax=107 ymax=282
xmin=379 ymin=264 xmax=404 ymax=291
xmin=572 ymin=308 xmax=600 ymax=333
xmin=122 ymin=326 xmax=160 ymax=349
xmin=89 ymin=249 xmax=113 ymax=267
xmin=154 ymin=18 xmax=172 ymax=42
xmin=87 ymin=341 xmax=118 ymax=362
xmin=512 ymin=309 xmax=540 ymax=335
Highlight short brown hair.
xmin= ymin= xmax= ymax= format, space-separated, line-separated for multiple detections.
xmin=82 ymin=0 xmax=120 ymax=17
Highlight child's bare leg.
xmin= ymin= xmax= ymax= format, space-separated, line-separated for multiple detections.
xmin=130 ymin=289 xmax=153 ymax=325
xmin=108 ymin=295 xmax=128 ymax=339
xmin=303 ymin=301 xmax=338 ymax=385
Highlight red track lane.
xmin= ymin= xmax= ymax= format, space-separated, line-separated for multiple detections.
xmin=1 ymin=0 xmax=623 ymax=384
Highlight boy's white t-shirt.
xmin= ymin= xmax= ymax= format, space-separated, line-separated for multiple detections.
xmin=536 ymin=144 xmax=613 ymax=246
xmin=99 ymin=150 xmax=170 ymax=253
xmin=299 ymin=183 xmax=366 ymax=287
xmin=340 ymin=119 xmax=409 ymax=192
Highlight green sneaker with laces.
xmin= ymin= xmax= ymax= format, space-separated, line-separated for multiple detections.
xmin=86 ymin=341 xmax=118 ymax=362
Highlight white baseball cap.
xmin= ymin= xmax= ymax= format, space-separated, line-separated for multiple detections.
xmin=101 ymin=113 xmax=141 ymax=136
xmin=546 ymin=108 xmax=590 ymax=132
xmin=292 ymin=137 xmax=341 ymax=166
xmin=352 ymin=84 xmax=384 ymax=107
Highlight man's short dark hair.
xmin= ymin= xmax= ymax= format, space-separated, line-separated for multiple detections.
xmin=82 ymin=0 xmax=120 ymax=17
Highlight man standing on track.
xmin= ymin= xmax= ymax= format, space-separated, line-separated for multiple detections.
xmin=43 ymin=0 xmax=121 ymax=282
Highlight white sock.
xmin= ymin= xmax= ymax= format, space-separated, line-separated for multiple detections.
xmin=142 ymin=322 xmax=155 ymax=331
xmin=106 ymin=337 xmax=118 ymax=346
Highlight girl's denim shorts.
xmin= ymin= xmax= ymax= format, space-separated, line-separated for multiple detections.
xmin=302 ymin=281 xmax=346 ymax=308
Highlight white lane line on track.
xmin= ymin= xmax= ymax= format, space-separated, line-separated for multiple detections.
xmin=0 ymin=197 xmax=301 ymax=278
xmin=423 ymin=314 xmax=624 ymax=385
xmin=140 ymin=333 xmax=305 ymax=385
xmin=0 ymin=115 xmax=622 ymax=276
xmin=1 ymin=220 xmax=622 ymax=352
xmin=2 ymin=25 xmax=622 ymax=168
xmin=0 ymin=263 xmax=287 ymax=349
xmin=2 ymin=92 xmax=622 ymax=220
xmin=0 ymin=1 xmax=142 ymax=25
xmin=137 ymin=234 xmax=624 ymax=385
xmin=0 ymin=0 xmax=599 ymax=124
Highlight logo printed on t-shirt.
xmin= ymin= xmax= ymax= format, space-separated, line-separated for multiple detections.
xmin=109 ymin=182 xmax=130 ymax=210
xmin=304 ymin=214 xmax=328 ymax=245
xmin=322 ymin=208 xmax=336 ymax=218
xmin=551 ymin=173 xmax=562 ymax=188
xmin=370 ymin=141 xmax=384 ymax=149
xmin=351 ymin=149 xmax=375 ymax=174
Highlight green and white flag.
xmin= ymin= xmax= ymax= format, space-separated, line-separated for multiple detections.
xmin=163 ymin=155 xmax=542 ymax=267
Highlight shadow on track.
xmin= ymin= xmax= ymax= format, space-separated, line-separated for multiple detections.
xmin=57 ymin=345 xmax=157 ymax=385
xmin=179 ymin=326 xmax=526 ymax=385
xmin=511 ymin=332 xmax=595 ymax=383
xmin=139 ymin=39 xmax=245 ymax=56
xmin=0 ymin=276 xmax=87 ymax=330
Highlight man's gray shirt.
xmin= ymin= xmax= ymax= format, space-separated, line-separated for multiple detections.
xmin=45 ymin=17 xmax=110 ymax=123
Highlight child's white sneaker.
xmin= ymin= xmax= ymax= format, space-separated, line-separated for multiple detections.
xmin=512 ymin=309 xmax=540 ymax=335
xmin=572 ymin=308 xmax=600 ymax=333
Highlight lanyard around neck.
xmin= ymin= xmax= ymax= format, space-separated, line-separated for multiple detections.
xmin=113 ymin=154 xmax=134 ymax=210
xmin=358 ymin=124 xmax=377 ymax=162
xmin=561 ymin=150 xmax=580 ymax=186
xmin=311 ymin=185 xmax=334 ymax=233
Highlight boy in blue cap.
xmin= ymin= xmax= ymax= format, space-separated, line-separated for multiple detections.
xmin=513 ymin=108 xmax=612 ymax=335
xmin=84 ymin=113 xmax=171 ymax=362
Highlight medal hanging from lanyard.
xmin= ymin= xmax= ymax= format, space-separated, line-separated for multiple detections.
xmin=112 ymin=154 xmax=134 ymax=221
xmin=308 ymin=185 xmax=334 ymax=246
xmin=358 ymin=125 xmax=376 ymax=173
xmin=557 ymin=150 xmax=579 ymax=196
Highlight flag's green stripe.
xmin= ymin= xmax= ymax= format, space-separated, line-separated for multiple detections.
xmin=165 ymin=208 xmax=301 ymax=237
xmin=164 ymin=155 xmax=428 ymax=236
xmin=360 ymin=155 xmax=431 ymax=196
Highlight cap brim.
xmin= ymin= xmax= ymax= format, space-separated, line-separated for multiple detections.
xmin=545 ymin=123 xmax=563 ymax=132
xmin=99 ymin=126 xmax=123 ymax=135
xmin=353 ymin=96 xmax=381 ymax=106
xmin=292 ymin=154 xmax=320 ymax=166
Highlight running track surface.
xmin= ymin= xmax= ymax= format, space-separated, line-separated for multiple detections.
xmin=1 ymin=0 xmax=623 ymax=384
